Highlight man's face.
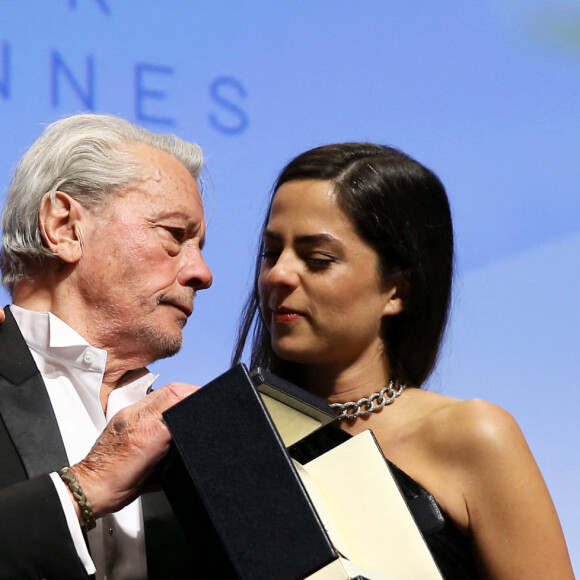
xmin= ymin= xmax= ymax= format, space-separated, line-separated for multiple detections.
xmin=73 ymin=143 xmax=212 ymax=363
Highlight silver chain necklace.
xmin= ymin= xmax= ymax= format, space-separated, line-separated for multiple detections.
xmin=330 ymin=380 xmax=406 ymax=420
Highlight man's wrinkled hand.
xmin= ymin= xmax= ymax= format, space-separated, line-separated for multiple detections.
xmin=69 ymin=383 xmax=199 ymax=519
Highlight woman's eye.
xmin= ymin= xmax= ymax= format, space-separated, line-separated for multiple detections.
xmin=305 ymin=255 xmax=335 ymax=267
xmin=261 ymin=250 xmax=280 ymax=261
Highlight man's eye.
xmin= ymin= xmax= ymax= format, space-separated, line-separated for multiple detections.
xmin=166 ymin=228 xmax=186 ymax=243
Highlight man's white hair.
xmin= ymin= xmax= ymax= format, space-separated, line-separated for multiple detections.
xmin=1 ymin=113 xmax=204 ymax=292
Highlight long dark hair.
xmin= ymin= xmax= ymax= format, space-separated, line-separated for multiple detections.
xmin=232 ymin=143 xmax=454 ymax=388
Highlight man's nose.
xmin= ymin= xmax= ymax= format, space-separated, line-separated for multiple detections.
xmin=178 ymin=250 xmax=213 ymax=290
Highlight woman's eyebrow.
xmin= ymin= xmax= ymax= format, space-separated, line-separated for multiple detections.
xmin=263 ymin=230 xmax=341 ymax=246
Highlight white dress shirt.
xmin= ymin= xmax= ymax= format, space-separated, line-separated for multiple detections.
xmin=12 ymin=306 xmax=157 ymax=580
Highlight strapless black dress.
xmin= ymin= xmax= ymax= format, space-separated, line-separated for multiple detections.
xmin=289 ymin=425 xmax=480 ymax=580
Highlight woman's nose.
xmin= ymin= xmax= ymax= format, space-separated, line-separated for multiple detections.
xmin=263 ymin=252 xmax=299 ymax=288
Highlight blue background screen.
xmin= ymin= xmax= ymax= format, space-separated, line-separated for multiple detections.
xmin=1 ymin=1 xmax=579 ymax=569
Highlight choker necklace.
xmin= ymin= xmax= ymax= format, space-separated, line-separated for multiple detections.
xmin=330 ymin=380 xmax=406 ymax=420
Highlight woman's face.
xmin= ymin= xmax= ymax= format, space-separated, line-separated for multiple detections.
xmin=259 ymin=179 xmax=402 ymax=369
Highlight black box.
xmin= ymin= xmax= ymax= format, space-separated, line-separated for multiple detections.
xmin=160 ymin=364 xmax=441 ymax=580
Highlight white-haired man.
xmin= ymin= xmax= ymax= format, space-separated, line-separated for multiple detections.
xmin=0 ymin=114 xmax=213 ymax=579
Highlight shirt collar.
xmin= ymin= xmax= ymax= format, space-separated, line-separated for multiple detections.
xmin=10 ymin=305 xmax=157 ymax=393
xmin=12 ymin=304 xmax=91 ymax=349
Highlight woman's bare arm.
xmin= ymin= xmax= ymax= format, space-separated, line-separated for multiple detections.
xmin=448 ymin=399 xmax=574 ymax=579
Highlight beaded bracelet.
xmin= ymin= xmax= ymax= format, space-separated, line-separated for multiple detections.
xmin=58 ymin=466 xmax=97 ymax=531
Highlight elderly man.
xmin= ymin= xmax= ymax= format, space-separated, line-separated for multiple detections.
xmin=0 ymin=114 xmax=213 ymax=579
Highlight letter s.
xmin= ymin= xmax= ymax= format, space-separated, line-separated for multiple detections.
xmin=209 ymin=76 xmax=248 ymax=135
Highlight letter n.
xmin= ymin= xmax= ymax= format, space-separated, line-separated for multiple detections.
xmin=51 ymin=51 xmax=95 ymax=109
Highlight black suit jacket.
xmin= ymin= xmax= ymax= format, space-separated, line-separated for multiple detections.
xmin=0 ymin=308 xmax=191 ymax=579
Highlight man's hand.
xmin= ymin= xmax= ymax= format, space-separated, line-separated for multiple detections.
xmin=68 ymin=383 xmax=199 ymax=520
xmin=0 ymin=307 xmax=5 ymax=323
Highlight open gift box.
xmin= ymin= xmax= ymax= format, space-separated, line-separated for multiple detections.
xmin=159 ymin=364 xmax=443 ymax=580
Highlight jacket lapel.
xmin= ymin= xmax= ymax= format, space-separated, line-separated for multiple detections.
xmin=0 ymin=307 xmax=69 ymax=478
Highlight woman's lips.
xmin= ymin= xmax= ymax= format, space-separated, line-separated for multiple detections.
xmin=272 ymin=307 xmax=303 ymax=323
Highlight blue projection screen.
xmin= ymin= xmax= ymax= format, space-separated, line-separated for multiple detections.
xmin=1 ymin=1 xmax=579 ymax=570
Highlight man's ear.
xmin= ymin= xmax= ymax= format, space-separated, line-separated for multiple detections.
xmin=38 ymin=192 xmax=85 ymax=264
xmin=382 ymin=272 xmax=410 ymax=317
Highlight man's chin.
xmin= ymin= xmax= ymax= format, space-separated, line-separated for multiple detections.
xmin=137 ymin=327 xmax=183 ymax=361
xmin=153 ymin=340 xmax=182 ymax=361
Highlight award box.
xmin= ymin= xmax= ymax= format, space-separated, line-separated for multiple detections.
xmin=159 ymin=364 xmax=443 ymax=580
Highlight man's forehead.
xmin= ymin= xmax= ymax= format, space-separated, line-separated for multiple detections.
xmin=125 ymin=148 xmax=202 ymax=202
xmin=127 ymin=143 xmax=194 ymax=178
xmin=93 ymin=164 xmax=205 ymax=231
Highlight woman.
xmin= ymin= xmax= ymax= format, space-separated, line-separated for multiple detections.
xmin=233 ymin=143 xmax=574 ymax=579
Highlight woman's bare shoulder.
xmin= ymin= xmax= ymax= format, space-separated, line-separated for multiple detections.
xmin=401 ymin=390 xmax=574 ymax=578
xmin=403 ymin=389 xmax=524 ymax=463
